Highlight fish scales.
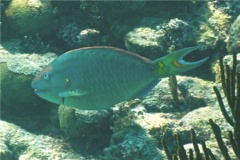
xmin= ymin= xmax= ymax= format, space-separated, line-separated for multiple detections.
xmin=32 ymin=46 xmax=208 ymax=110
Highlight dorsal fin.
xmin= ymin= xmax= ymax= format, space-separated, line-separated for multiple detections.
xmin=64 ymin=46 xmax=152 ymax=64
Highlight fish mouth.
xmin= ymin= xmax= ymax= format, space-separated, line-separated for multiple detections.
xmin=31 ymin=82 xmax=37 ymax=90
xmin=31 ymin=82 xmax=50 ymax=97
xmin=33 ymin=88 xmax=41 ymax=96
xmin=31 ymin=84 xmax=46 ymax=98
xmin=31 ymin=82 xmax=42 ymax=94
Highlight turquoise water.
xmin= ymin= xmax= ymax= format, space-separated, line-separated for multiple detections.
xmin=1 ymin=1 xmax=240 ymax=159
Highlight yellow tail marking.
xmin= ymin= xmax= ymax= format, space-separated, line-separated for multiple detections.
xmin=157 ymin=62 xmax=165 ymax=75
xmin=173 ymin=60 xmax=185 ymax=67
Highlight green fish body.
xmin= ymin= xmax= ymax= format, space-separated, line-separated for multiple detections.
xmin=32 ymin=46 xmax=208 ymax=110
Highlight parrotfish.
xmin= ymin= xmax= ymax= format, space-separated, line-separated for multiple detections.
xmin=31 ymin=46 xmax=208 ymax=110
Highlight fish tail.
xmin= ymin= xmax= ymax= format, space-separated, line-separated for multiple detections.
xmin=153 ymin=46 xmax=208 ymax=77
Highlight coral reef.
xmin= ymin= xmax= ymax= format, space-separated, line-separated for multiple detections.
xmin=227 ymin=15 xmax=240 ymax=53
xmin=107 ymin=82 xmax=235 ymax=159
xmin=143 ymin=76 xmax=215 ymax=113
xmin=162 ymin=122 xmax=237 ymax=159
xmin=179 ymin=106 xmax=232 ymax=139
xmin=211 ymin=0 xmax=240 ymax=20
xmin=0 ymin=63 xmax=42 ymax=111
xmin=104 ymin=124 xmax=164 ymax=160
xmin=0 ymin=40 xmax=57 ymax=76
xmin=168 ymin=75 xmax=181 ymax=105
xmin=5 ymin=0 xmax=55 ymax=37
xmin=0 ymin=40 xmax=57 ymax=113
xmin=1 ymin=1 xmax=9 ymax=40
xmin=213 ymin=53 xmax=240 ymax=83
xmin=1 ymin=1 xmax=240 ymax=159
xmin=161 ymin=18 xmax=195 ymax=49
xmin=124 ymin=18 xmax=194 ymax=60
xmin=0 ymin=140 xmax=13 ymax=160
xmin=212 ymin=52 xmax=240 ymax=159
xmin=161 ymin=52 xmax=240 ymax=160
xmin=0 ymin=120 xmax=88 ymax=159
xmin=57 ymin=23 xmax=104 ymax=49
xmin=125 ymin=27 xmax=164 ymax=59
xmin=20 ymin=34 xmax=50 ymax=54
xmin=195 ymin=2 xmax=231 ymax=49
xmin=58 ymin=105 xmax=111 ymax=139
xmin=79 ymin=1 xmax=146 ymax=25
xmin=162 ymin=129 xmax=221 ymax=160
xmin=58 ymin=106 xmax=112 ymax=155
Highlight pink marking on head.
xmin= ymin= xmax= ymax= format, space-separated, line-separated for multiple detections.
xmin=32 ymin=65 xmax=53 ymax=83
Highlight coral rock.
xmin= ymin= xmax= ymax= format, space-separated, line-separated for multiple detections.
xmin=58 ymin=23 xmax=103 ymax=49
xmin=5 ymin=0 xmax=55 ymax=36
xmin=0 ymin=40 xmax=57 ymax=113
xmin=125 ymin=18 xmax=194 ymax=59
xmin=227 ymin=15 xmax=240 ymax=53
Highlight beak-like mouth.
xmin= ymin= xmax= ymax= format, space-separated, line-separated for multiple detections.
xmin=31 ymin=82 xmax=41 ymax=94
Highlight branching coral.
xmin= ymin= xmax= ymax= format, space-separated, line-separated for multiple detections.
xmin=162 ymin=129 xmax=218 ymax=160
xmin=20 ymin=33 xmax=50 ymax=53
xmin=162 ymin=52 xmax=239 ymax=159
xmin=212 ymin=51 xmax=240 ymax=159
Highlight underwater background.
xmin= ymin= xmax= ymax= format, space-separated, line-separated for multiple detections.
xmin=0 ymin=0 xmax=240 ymax=159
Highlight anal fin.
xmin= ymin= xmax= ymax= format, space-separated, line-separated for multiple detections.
xmin=133 ymin=80 xmax=159 ymax=99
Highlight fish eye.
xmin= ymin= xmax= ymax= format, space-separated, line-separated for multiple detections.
xmin=43 ymin=72 xmax=49 ymax=80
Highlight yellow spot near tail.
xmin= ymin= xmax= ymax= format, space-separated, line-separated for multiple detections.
xmin=157 ymin=62 xmax=165 ymax=75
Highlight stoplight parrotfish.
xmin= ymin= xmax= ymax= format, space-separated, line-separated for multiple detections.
xmin=31 ymin=46 xmax=208 ymax=110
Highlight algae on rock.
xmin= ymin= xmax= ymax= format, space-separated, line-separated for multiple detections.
xmin=5 ymin=0 xmax=55 ymax=36
xmin=125 ymin=27 xmax=165 ymax=59
xmin=227 ymin=15 xmax=240 ymax=53
xmin=0 ymin=40 xmax=57 ymax=116
xmin=0 ymin=63 xmax=43 ymax=111
xmin=57 ymin=23 xmax=104 ymax=49
xmin=124 ymin=18 xmax=195 ymax=60
xmin=0 ymin=120 xmax=87 ymax=160
xmin=196 ymin=2 xmax=231 ymax=49
xmin=104 ymin=124 xmax=165 ymax=160
xmin=58 ymin=105 xmax=111 ymax=139
xmin=58 ymin=105 xmax=112 ymax=155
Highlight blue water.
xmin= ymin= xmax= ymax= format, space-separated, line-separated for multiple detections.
xmin=1 ymin=1 xmax=239 ymax=159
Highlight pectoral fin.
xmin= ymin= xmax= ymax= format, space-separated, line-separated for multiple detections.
xmin=58 ymin=89 xmax=88 ymax=97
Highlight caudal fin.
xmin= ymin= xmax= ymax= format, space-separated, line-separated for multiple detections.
xmin=153 ymin=46 xmax=209 ymax=77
